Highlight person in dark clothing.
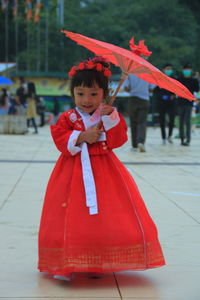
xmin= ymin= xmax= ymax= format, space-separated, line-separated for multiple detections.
xmin=53 ymin=97 xmax=60 ymax=123
xmin=155 ymin=63 xmax=177 ymax=144
xmin=37 ymin=97 xmax=46 ymax=127
xmin=16 ymin=81 xmax=27 ymax=106
xmin=0 ymin=88 xmax=10 ymax=114
xmin=177 ymin=64 xmax=199 ymax=146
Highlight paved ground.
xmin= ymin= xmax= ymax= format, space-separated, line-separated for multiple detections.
xmin=0 ymin=125 xmax=200 ymax=300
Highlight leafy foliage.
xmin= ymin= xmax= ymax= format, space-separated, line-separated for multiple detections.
xmin=0 ymin=0 xmax=199 ymax=74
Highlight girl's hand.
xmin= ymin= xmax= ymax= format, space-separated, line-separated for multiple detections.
xmin=76 ymin=127 xmax=101 ymax=145
xmin=100 ymin=104 xmax=114 ymax=116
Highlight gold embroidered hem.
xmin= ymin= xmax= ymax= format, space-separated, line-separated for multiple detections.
xmin=38 ymin=241 xmax=165 ymax=274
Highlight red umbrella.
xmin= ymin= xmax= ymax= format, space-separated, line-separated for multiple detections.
xmin=62 ymin=30 xmax=194 ymax=103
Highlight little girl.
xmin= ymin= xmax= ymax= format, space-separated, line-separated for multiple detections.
xmin=38 ymin=56 xmax=165 ymax=281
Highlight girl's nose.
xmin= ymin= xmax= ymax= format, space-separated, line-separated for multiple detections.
xmin=83 ymin=95 xmax=92 ymax=103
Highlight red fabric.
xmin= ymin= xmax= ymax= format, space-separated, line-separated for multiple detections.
xmin=62 ymin=30 xmax=194 ymax=101
xmin=38 ymin=110 xmax=165 ymax=275
xmin=129 ymin=37 xmax=152 ymax=57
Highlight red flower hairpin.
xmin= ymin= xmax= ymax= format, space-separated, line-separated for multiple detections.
xmin=68 ymin=66 xmax=76 ymax=77
xmin=78 ymin=62 xmax=85 ymax=70
xmin=68 ymin=56 xmax=112 ymax=78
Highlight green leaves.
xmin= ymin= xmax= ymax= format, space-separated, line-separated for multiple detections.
xmin=1 ymin=0 xmax=199 ymax=73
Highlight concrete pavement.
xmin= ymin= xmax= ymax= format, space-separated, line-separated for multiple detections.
xmin=0 ymin=125 xmax=200 ymax=300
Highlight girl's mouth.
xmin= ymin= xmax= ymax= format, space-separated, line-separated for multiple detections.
xmin=83 ymin=105 xmax=93 ymax=109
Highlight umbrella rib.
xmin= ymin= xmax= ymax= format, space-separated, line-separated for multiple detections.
xmin=114 ymin=53 xmax=129 ymax=74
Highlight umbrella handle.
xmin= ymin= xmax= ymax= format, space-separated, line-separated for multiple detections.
xmin=108 ymin=73 xmax=127 ymax=105
xmin=95 ymin=120 xmax=103 ymax=129
xmin=95 ymin=73 xmax=127 ymax=129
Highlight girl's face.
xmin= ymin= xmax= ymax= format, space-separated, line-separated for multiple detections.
xmin=74 ymin=83 xmax=104 ymax=114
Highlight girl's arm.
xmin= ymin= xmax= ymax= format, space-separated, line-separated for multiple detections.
xmin=76 ymin=127 xmax=101 ymax=145
xmin=50 ymin=113 xmax=82 ymax=156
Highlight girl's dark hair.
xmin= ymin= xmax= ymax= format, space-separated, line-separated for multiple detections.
xmin=70 ymin=60 xmax=109 ymax=99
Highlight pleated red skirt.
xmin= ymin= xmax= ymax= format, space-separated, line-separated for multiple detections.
xmin=38 ymin=150 xmax=165 ymax=275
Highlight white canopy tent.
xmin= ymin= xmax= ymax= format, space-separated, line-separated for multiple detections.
xmin=0 ymin=63 xmax=16 ymax=73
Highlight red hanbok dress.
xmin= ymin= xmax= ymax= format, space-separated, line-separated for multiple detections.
xmin=38 ymin=106 xmax=165 ymax=275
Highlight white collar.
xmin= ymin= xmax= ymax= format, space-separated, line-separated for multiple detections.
xmin=75 ymin=104 xmax=102 ymax=129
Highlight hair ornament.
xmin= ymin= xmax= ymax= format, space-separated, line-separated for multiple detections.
xmin=87 ymin=61 xmax=95 ymax=69
xmin=68 ymin=66 xmax=76 ymax=77
xmin=68 ymin=56 xmax=112 ymax=78
xmin=96 ymin=63 xmax=103 ymax=71
xmin=78 ymin=62 xmax=85 ymax=70
xmin=103 ymin=69 xmax=112 ymax=77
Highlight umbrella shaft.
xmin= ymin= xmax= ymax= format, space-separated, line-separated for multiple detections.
xmin=109 ymin=75 xmax=127 ymax=105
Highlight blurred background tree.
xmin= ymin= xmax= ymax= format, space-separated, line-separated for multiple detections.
xmin=0 ymin=0 xmax=199 ymax=75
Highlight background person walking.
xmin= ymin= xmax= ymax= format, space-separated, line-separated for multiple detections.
xmin=26 ymin=82 xmax=38 ymax=134
xmin=0 ymin=88 xmax=10 ymax=115
xmin=177 ymin=64 xmax=199 ymax=146
xmin=154 ymin=63 xmax=176 ymax=144
xmin=124 ymin=74 xmax=155 ymax=152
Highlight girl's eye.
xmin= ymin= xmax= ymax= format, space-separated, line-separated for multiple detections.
xmin=77 ymin=93 xmax=83 ymax=96
xmin=91 ymin=93 xmax=98 ymax=96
